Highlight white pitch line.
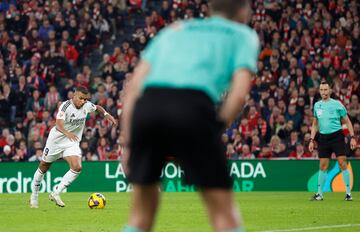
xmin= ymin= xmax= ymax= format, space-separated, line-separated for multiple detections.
xmin=261 ymin=224 xmax=360 ymax=232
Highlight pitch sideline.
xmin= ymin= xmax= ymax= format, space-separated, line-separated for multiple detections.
xmin=261 ymin=224 xmax=360 ymax=232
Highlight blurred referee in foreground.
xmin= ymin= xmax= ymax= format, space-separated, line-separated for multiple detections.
xmin=121 ymin=0 xmax=260 ymax=231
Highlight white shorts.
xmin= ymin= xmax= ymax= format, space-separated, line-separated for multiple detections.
xmin=42 ymin=141 xmax=82 ymax=163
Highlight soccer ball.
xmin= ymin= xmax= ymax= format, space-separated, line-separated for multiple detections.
xmin=88 ymin=193 xmax=106 ymax=209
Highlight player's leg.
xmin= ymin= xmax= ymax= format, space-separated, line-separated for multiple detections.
xmin=200 ymin=189 xmax=242 ymax=232
xmin=32 ymin=161 xmax=52 ymax=194
xmin=124 ymin=184 xmax=160 ymax=232
xmin=49 ymin=155 xmax=82 ymax=207
xmin=30 ymin=145 xmax=59 ymax=208
xmin=48 ymin=145 xmax=82 ymax=207
xmin=30 ymin=161 xmax=52 ymax=208
xmin=55 ymin=155 xmax=82 ymax=194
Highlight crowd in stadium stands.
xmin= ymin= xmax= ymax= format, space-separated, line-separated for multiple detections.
xmin=0 ymin=0 xmax=359 ymax=162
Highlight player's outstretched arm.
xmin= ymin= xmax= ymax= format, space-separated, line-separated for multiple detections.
xmin=56 ymin=118 xmax=79 ymax=142
xmin=95 ymin=105 xmax=117 ymax=126
xmin=341 ymin=115 xmax=357 ymax=150
xmin=309 ymin=118 xmax=318 ymax=152
xmin=219 ymin=69 xmax=252 ymax=127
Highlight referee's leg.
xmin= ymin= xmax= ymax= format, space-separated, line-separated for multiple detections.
xmin=319 ymin=158 xmax=329 ymax=171
xmin=337 ymin=156 xmax=348 ymax=170
xmin=200 ymin=189 xmax=242 ymax=232
xmin=315 ymin=158 xmax=329 ymax=198
xmin=127 ymin=184 xmax=160 ymax=232
xmin=337 ymin=155 xmax=352 ymax=198
xmin=334 ymin=133 xmax=352 ymax=198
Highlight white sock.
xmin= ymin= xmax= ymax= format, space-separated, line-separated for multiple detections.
xmin=31 ymin=169 xmax=45 ymax=196
xmin=54 ymin=169 xmax=80 ymax=194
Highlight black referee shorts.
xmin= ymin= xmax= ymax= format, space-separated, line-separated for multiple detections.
xmin=317 ymin=130 xmax=347 ymax=158
xmin=127 ymin=87 xmax=232 ymax=189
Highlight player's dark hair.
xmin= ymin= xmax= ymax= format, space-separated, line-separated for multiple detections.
xmin=210 ymin=0 xmax=250 ymax=19
xmin=76 ymin=86 xmax=89 ymax=95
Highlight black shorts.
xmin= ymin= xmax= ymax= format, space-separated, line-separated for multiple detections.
xmin=317 ymin=130 xmax=347 ymax=158
xmin=128 ymin=87 xmax=231 ymax=189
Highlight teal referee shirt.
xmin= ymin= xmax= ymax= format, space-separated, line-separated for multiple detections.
xmin=313 ymin=98 xmax=347 ymax=134
xmin=140 ymin=16 xmax=260 ymax=103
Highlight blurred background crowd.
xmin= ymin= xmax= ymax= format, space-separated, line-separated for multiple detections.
xmin=0 ymin=0 xmax=359 ymax=162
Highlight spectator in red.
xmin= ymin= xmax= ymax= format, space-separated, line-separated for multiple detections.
xmin=226 ymin=143 xmax=239 ymax=160
xmin=129 ymin=0 xmax=142 ymax=10
xmin=150 ymin=10 xmax=165 ymax=31
xmin=60 ymin=40 xmax=79 ymax=67
xmin=250 ymin=135 xmax=261 ymax=157
xmin=269 ymin=135 xmax=282 ymax=157
xmin=232 ymin=131 xmax=242 ymax=154
xmin=107 ymin=144 xmax=121 ymax=160
xmin=44 ymin=85 xmax=61 ymax=113
xmin=0 ymin=128 xmax=10 ymax=149
xmin=125 ymin=47 xmax=137 ymax=65
xmin=96 ymin=137 xmax=111 ymax=161
xmin=289 ymin=143 xmax=313 ymax=160
xmin=241 ymin=144 xmax=255 ymax=159
xmin=258 ymin=146 xmax=272 ymax=159
xmin=239 ymin=118 xmax=252 ymax=140
xmin=247 ymin=106 xmax=260 ymax=130
xmin=110 ymin=47 xmax=122 ymax=64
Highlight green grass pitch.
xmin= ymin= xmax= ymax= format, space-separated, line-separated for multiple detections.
xmin=0 ymin=192 xmax=359 ymax=232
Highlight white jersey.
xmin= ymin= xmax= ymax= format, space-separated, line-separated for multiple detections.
xmin=47 ymin=100 xmax=97 ymax=147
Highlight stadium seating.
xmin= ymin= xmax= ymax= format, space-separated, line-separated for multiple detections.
xmin=0 ymin=0 xmax=359 ymax=162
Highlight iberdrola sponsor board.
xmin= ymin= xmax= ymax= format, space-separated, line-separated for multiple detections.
xmin=0 ymin=171 xmax=64 ymax=193
xmin=0 ymin=160 xmax=359 ymax=193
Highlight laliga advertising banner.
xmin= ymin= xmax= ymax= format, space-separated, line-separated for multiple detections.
xmin=0 ymin=160 xmax=359 ymax=193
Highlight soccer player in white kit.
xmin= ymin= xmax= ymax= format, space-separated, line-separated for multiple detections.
xmin=30 ymin=86 xmax=117 ymax=208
